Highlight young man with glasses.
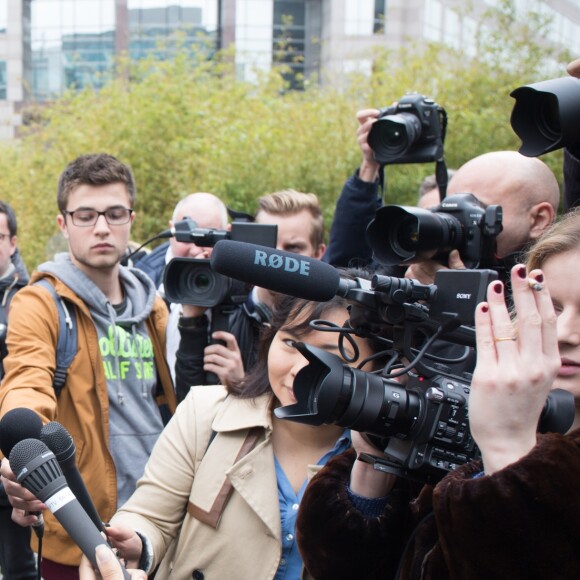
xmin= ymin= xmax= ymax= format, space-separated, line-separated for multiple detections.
xmin=0 ymin=154 xmax=176 ymax=579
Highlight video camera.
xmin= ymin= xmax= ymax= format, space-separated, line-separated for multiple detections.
xmin=273 ymin=266 xmax=574 ymax=484
xmin=209 ymin=241 xmax=575 ymax=484
xmin=163 ymin=220 xmax=277 ymax=307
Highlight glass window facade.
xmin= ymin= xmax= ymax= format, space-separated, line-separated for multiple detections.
xmin=273 ymin=0 xmax=306 ymax=88
xmin=29 ymin=0 xmax=116 ymax=100
xmin=0 ymin=61 xmax=6 ymax=99
xmin=0 ymin=0 xmax=6 ymax=34
xmin=27 ymin=0 xmax=218 ymax=101
xmin=127 ymin=0 xmax=218 ymax=61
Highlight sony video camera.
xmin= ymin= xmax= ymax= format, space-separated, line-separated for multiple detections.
xmin=366 ymin=193 xmax=503 ymax=269
xmin=367 ymin=93 xmax=446 ymax=165
xmin=164 ymin=221 xmax=277 ymax=307
xmin=275 ymin=268 xmax=574 ymax=484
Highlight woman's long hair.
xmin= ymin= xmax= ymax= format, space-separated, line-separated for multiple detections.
xmin=227 ymin=292 xmax=352 ymax=399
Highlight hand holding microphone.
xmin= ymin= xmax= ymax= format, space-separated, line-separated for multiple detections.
xmin=0 ymin=407 xmax=46 ymax=533
xmin=41 ymin=421 xmax=105 ymax=532
xmin=9 ymin=438 xmax=130 ymax=579
xmin=79 ymin=545 xmax=147 ymax=580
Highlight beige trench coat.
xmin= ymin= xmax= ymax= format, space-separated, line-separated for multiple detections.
xmin=113 ymin=385 xmax=319 ymax=579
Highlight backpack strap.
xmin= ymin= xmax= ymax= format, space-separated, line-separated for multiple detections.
xmin=34 ymin=279 xmax=78 ymax=396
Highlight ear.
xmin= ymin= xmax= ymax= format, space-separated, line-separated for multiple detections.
xmin=8 ymin=235 xmax=16 ymax=257
xmin=314 ymin=243 xmax=327 ymax=260
xmin=57 ymin=213 xmax=69 ymax=239
xmin=528 ymin=202 xmax=555 ymax=241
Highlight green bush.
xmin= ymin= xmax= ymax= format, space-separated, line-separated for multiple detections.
xmin=0 ymin=1 xmax=570 ymax=269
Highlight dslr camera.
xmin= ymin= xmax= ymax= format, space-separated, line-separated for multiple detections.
xmin=368 ymin=93 xmax=446 ymax=165
xmin=366 ymin=193 xmax=503 ymax=269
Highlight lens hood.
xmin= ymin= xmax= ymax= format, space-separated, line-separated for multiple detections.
xmin=510 ymin=76 xmax=580 ymax=156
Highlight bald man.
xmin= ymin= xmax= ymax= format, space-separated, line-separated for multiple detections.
xmin=135 ymin=193 xmax=268 ymax=400
xmin=405 ymin=150 xmax=560 ymax=284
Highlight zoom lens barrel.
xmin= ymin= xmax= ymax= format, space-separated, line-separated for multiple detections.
xmin=275 ymin=343 xmax=422 ymax=439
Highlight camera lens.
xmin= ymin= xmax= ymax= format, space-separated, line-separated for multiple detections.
xmin=535 ymin=93 xmax=561 ymax=142
xmin=163 ymin=258 xmax=231 ymax=307
xmin=368 ymin=113 xmax=422 ymax=164
xmin=275 ymin=344 xmax=421 ymax=439
xmin=392 ymin=215 xmax=419 ymax=255
xmin=367 ymin=205 xmax=464 ymax=265
xmin=193 ymin=272 xmax=211 ymax=291
xmin=510 ymin=76 xmax=580 ymax=156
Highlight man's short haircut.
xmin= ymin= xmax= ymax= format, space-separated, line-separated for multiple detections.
xmin=257 ymin=189 xmax=325 ymax=248
xmin=0 ymin=201 xmax=17 ymax=237
xmin=57 ymin=153 xmax=136 ymax=211
xmin=417 ymin=169 xmax=456 ymax=201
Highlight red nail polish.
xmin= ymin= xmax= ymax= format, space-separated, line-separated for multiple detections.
xmin=493 ymin=282 xmax=502 ymax=294
xmin=516 ymin=265 xmax=526 ymax=279
xmin=535 ymin=273 xmax=544 ymax=283
xmin=481 ymin=304 xmax=489 ymax=313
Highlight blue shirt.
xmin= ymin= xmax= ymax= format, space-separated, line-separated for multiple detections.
xmin=273 ymin=430 xmax=351 ymax=580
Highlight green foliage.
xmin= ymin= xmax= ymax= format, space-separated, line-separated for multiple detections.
xmin=0 ymin=0 xmax=571 ymax=269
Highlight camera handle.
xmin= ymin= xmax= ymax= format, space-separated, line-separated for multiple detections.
xmin=204 ymin=304 xmax=236 ymax=385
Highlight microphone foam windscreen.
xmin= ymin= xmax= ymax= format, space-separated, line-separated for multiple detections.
xmin=41 ymin=422 xmax=73 ymax=456
xmin=9 ymin=438 xmax=51 ymax=476
xmin=0 ymin=408 xmax=43 ymax=458
xmin=210 ymin=240 xmax=340 ymax=302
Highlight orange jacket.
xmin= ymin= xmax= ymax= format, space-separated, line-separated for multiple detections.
xmin=0 ymin=271 xmax=176 ymax=566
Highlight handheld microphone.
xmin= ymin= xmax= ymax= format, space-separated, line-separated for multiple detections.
xmin=9 ymin=439 xmax=129 ymax=579
xmin=0 ymin=408 xmax=45 ymax=537
xmin=210 ymin=240 xmax=352 ymax=301
xmin=40 ymin=422 xmax=105 ymax=533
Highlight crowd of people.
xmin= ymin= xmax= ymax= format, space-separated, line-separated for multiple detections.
xmin=0 ymin=58 xmax=578 ymax=580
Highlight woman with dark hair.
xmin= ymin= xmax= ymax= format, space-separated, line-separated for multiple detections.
xmin=77 ymin=288 xmax=377 ymax=579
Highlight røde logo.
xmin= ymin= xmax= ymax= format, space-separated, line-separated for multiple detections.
xmin=254 ymin=250 xmax=311 ymax=276
xmin=456 ymin=293 xmax=472 ymax=299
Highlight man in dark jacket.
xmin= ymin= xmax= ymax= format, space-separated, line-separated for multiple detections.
xmin=0 ymin=201 xmax=37 ymax=580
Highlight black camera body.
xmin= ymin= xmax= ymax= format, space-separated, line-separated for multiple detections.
xmin=366 ymin=193 xmax=503 ymax=269
xmin=368 ymin=93 xmax=445 ymax=165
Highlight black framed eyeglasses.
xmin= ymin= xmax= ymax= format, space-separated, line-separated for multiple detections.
xmin=63 ymin=207 xmax=133 ymax=227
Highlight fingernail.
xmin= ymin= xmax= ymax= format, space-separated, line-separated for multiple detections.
xmin=481 ymin=304 xmax=489 ymax=313
xmin=535 ymin=273 xmax=544 ymax=283
xmin=493 ymin=282 xmax=503 ymax=294
xmin=516 ymin=265 xmax=526 ymax=279
xmin=95 ymin=544 xmax=113 ymax=564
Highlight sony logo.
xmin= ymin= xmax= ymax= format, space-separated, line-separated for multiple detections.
xmin=456 ymin=293 xmax=471 ymax=299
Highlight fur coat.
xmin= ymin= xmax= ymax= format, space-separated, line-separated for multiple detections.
xmin=297 ymin=430 xmax=580 ymax=580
